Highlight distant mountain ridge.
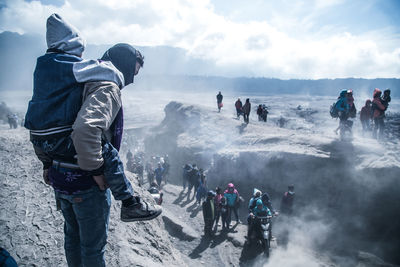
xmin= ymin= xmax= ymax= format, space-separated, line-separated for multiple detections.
xmin=0 ymin=31 xmax=399 ymax=96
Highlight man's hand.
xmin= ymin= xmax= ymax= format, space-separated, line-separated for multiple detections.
xmin=43 ymin=169 xmax=50 ymax=185
xmin=93 ymin=175 xmax=108 ymax=190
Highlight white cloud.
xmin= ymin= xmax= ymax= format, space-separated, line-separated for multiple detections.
xmin=0 ymin=0 xmax=399 ymax=78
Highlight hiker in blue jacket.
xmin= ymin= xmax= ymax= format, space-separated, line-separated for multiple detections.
xmin=224 ymin=183 xmax=241 ymax=227
xmin=24 ymin=14 xmax=161 ymax=266
xmin=333 ymin=90 xmax=351 ymax=135
xmin=154 ymin=163 xmax=164 ymax=188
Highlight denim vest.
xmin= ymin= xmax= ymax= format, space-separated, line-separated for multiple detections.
xmin=25 ymin=53 xmax=84 ymax=130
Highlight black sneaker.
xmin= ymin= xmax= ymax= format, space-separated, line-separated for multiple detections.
xmin=121 ymin=197 xmax=162 ymax=222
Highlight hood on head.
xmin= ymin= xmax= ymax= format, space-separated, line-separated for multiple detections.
xmin=365 ymin=99 xmax=371 ymax=106
xmin=101 ymin=43 xmax=142 ymax=87
xmin=253 ymin=188 xmax=262 ymax=197
xmin=340 ymin=89 xmax=347 ymax=98
xmin=46 ymin=13 xmax=85 ymax=56
xmin=373 ymin=88 xmax=382 ymax=98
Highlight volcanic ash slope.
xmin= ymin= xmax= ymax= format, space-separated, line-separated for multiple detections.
xmin=0 ymin=125 xmax=185 ymax=267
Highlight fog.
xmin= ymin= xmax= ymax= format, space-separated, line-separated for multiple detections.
xmin=1 ymin=35 xmax=399 ymax=265
xmin=115 ymin=88 xmax=399 ymax=266
xmin=1 ymin=81 xmax=399 ymax=266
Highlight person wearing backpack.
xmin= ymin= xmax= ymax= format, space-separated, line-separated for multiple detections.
xmin=360 ymin=99 xmax=372 ymax=133
xmin=24 ymin=14 xmax=161 ymax=266
xmin=372 ymin=88 xmax=386 ymax=139
xmin=333 ymin=90 xmax=351 ymax=137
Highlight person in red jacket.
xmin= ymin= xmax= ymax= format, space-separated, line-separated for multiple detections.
xmin=235 ymin=98 xmax=243 ymax=118
xmin=372 ymin=88 xmax=386 ymax=139
xmin=360 ymin=99 xmax=372 ymax=133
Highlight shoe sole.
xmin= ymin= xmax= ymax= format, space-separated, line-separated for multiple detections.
xmin=121 ymin=209 xmax=162 ymax=222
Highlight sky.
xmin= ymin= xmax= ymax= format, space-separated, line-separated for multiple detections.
xmin=0 ymin=0 xmax=399 ymax=79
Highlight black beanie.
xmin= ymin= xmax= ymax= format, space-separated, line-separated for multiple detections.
xmin=101 ymin=43 xmax=140 ymax=87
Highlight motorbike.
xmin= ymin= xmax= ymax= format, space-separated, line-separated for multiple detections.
xmin=248 ymin=215 xmax=272 ymax=257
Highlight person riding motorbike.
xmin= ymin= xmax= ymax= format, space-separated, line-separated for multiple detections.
xmin=247 ymin=188 xmax=262 ymax=237
xmin=247 ymin=199 xmax=272 ymax=242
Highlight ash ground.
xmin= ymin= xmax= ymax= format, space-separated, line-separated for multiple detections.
xmin=1 ymin=90 xmax=399 ymax=266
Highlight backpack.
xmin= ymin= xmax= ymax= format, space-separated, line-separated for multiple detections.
xmin=330 ymin=102 xmax=339 ymax=118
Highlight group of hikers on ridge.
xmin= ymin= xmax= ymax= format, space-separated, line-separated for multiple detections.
xmin=217 ymin=92 xmax=269 ymax=124
xmin=218 ymin=89 xmax=392 ymax=139
xmin=330 ymin=88 xmax=391 ymax=139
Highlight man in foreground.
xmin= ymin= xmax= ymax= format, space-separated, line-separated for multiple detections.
xmin=24 ymin=14 xmax=161 ymax=266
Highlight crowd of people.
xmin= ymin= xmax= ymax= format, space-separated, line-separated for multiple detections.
xmin=180 ymin=162 xmax=296 ymax=240
xmin=126 ymin=151 xmax=170 ymax=189
xmin=218 ymin=88 xmax=392 ymax=140
xmin=331 ymin=88 xmax=391 ymax=139
xmin=200 ymin=182 xmax=296 ymax=239
xmin=219 ymin=92 xmax=269 ymax=124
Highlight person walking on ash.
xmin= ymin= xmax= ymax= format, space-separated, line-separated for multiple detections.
xmin=372 ymin=88 xmax=387 ymax=139
xmin=280 ymin=185 xmax=295 ymax=215
xmin=202 ymin=190 xmax=216 ymax=237
xmin=243 ymin=98 xmax=251 ymax=124
xmin=216 ymin=91 xmax=223 ymax=112
xmin=235 ymin=98 xmax=243 ymax=118
xmin=257 ymin=104 xmax=268 ymax=122
xmin=224 ymin=183 xmax=241 ymax=227
xmin=360 ymin=99 xmax=372 ymax=134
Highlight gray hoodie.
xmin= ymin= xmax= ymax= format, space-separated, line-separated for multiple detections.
xmin=46 ymin=13 xmax=125 ymax=88
xmin=46 ymin=13 xmax=86 ymax=57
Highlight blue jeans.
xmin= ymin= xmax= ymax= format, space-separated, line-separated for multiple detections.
xmin=55 ymin=186 xmax=111 ymax=267
xmin=102 ymin=142 xmax=133 ymax=201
